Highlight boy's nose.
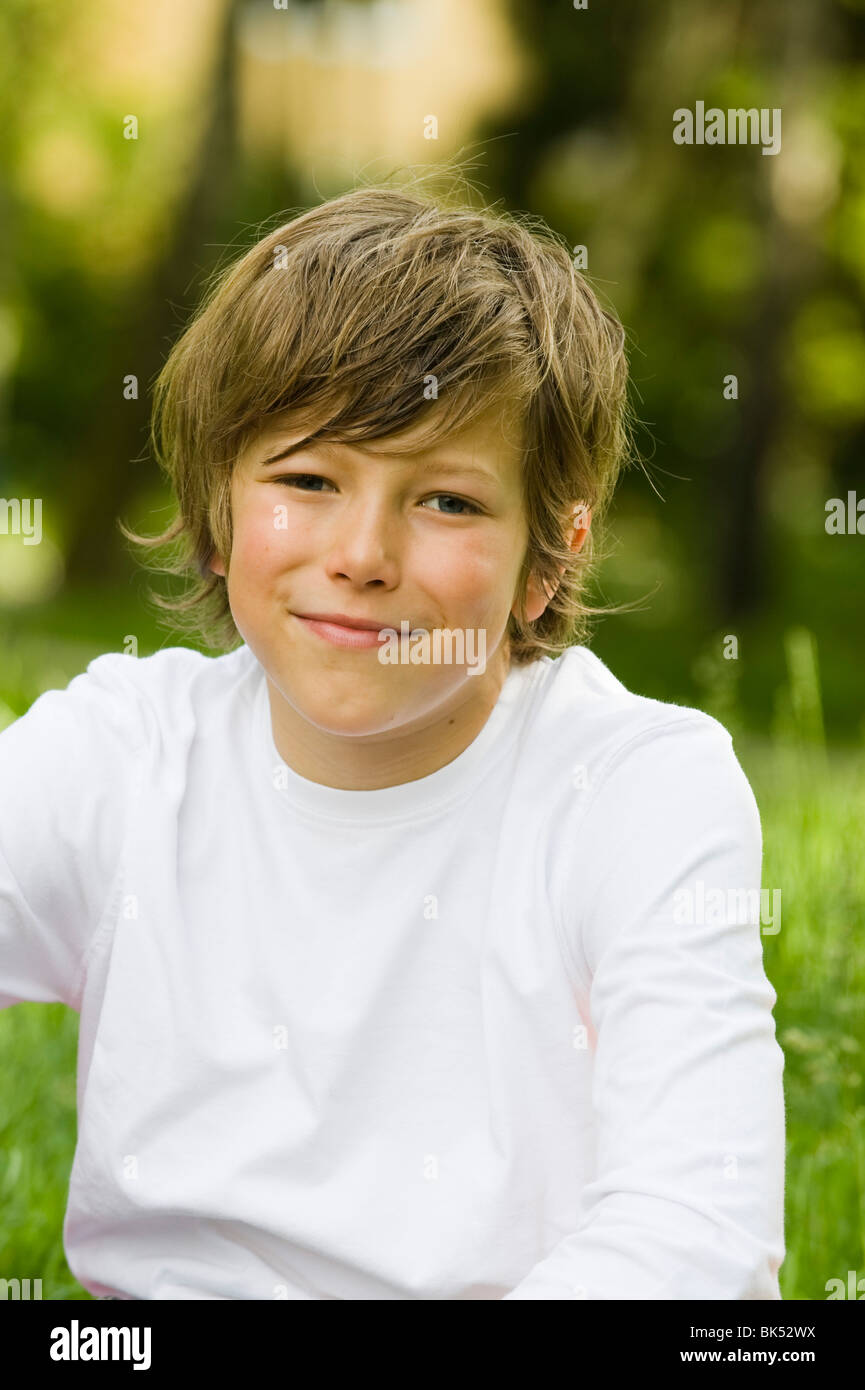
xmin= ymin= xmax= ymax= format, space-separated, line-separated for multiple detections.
xmin=323 ymin=503 xmax=401 ymax=587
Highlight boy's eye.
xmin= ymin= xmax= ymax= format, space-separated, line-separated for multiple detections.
xmin=274 ymin=474 xmax=333 ymax=492
xmin=273 ymin=475 xmax=481 ymax=516
xmin=421 ymin=494 xmax=482 ymax=517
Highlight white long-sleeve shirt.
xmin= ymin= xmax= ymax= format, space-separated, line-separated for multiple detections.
xmin=0 ymin=641 xmax=785 ymax=1299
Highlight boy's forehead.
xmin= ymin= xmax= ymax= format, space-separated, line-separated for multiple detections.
xmin=246 ymin=397 xmax=524 ymax=467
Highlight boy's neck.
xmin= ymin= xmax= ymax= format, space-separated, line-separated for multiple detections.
xmin=265 ymin=643 xmax=512 ymax=792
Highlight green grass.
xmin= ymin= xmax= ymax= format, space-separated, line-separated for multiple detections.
xmin=0 ymin=1004 xmax=85 ymax=1299
xmin=0 ymin=611 xmax=863 ymax=1300
xmin=749 ymin=738 xmax=865 ymax=1298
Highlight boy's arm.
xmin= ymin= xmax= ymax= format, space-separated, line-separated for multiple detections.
xmin=505 ymin=718 xmax=786 ymax=1300
xmin=0 ymin=657 xmax=142 ymax=1011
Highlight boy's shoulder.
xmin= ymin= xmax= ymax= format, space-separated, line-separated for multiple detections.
xmin=545 ymin=644 xmax=733 ymax=738
xmin=3 ymin=643 xmax=258 ymax=767
xmin=73 ymin=642 xmax=260 ymax=738
xmin=532 ymin=646 xmax=758 ymax=850
xmin=77 ymin=641 xmax=254 ymax=700
xmin=536 ymin=645 xmax=737 ymax=776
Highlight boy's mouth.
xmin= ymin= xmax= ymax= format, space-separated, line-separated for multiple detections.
xmin=292 ymin=611 xmax=391 ymax=651
xmin=294 ymin=610 xmax=388 ymax=630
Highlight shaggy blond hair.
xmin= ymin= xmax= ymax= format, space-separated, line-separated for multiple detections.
xmin=124 ymin=170 xmax=636 ymax=664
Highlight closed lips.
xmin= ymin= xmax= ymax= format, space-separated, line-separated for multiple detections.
xmin=295 ymin=612 xmax=388 ymax=630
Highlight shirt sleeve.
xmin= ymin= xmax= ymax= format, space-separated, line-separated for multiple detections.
xmin=505 ymin=715 xmax=786 ymax=1300
xmin=0 ymin=654 xmax=144 ymax=1011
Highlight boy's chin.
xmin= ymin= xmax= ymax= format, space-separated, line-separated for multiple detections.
xmin=290 ymin=696 xmax=424 ymax=740
xmin=276 ymin=667 xmax=469 ymax=739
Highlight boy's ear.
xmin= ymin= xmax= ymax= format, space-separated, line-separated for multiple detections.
xmin=518 ymin=504 xmax=592 ymax=623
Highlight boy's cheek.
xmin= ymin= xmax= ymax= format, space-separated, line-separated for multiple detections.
xmin=228 ymin=513 xmax=518 ymax=614
xmin=431 ymin=546 xmax=516 ymax=612
xmin=232 ymin=512 xmax=300 ymax=580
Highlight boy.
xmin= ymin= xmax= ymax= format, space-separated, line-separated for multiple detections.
xmin=0 ymin=180 xmax=785 ymax=1300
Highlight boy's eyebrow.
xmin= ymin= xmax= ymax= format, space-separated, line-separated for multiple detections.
xmin=258 ymin=436 xmax=501 ymax=483
xmin=259 ymin=436 xmax=320 ymax=466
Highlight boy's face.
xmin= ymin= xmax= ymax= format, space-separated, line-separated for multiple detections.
xmin=209 ymin=399 xmax=588 ymax=783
